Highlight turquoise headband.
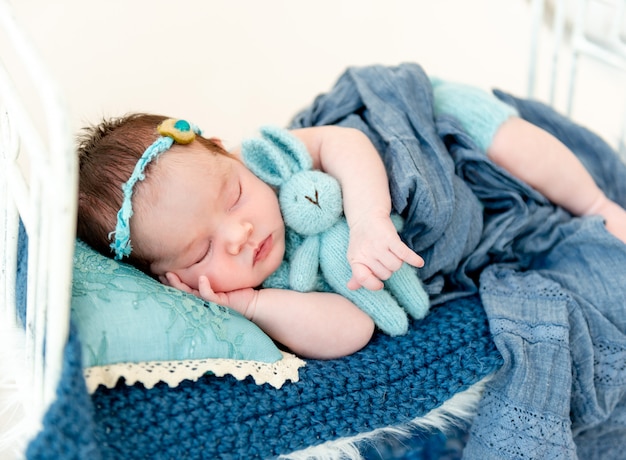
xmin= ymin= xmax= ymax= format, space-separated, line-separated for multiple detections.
xmin=109 ymin=118 xmax=202 ymax=260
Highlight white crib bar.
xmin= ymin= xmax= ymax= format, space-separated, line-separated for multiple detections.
xmin=0 ymin=0 xmax=77 ymax=441
xmin=529 ymin=0 xmax=626 ymax=157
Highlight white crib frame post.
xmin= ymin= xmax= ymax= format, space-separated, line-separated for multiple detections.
xmin=0 ymin=0 xmax=77 ymax=442
xmin=528 ymin=0 xmax=626 ymax=156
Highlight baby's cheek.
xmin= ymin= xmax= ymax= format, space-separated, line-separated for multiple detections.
xmin=177 ymin=268 xmax=201 ymax=291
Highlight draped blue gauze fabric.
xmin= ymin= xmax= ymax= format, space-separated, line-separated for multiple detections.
xmin=291 ymin=63 xmax=626 ymax=459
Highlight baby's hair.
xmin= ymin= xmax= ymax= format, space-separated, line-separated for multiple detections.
xmin=76 ymin=113 xmax=227 ymax=272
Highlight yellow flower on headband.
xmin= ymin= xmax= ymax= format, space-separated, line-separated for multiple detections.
xmin=157 ymin=118 xmax=197 ymax=144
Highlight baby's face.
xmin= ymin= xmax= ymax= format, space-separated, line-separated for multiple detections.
xmin=133 ymin=143 xmax=285 ymax=293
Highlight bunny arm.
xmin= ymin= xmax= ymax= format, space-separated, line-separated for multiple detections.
xmin=289 ymin=235 xmax=322 ymax=292
xmin=384 ymin=264 xmax=430 ymax=320
xmin=386 ymin=214 xmax=431 ymax=319
xmin=319 ymin=220 xmax=410 ymax=336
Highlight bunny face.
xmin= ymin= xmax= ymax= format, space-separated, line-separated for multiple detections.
xmin=279 ymin=170 xmax=343 ymax=235
xmin=242 ymin=126 xmax=346 ymax=235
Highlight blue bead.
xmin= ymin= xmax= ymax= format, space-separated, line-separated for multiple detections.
xmin=174 ymin=119 xmax=191 ymax=132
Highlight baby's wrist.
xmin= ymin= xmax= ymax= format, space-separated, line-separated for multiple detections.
xmin=243 ymin=289 xmax=260 ymax=321
xmin=583 ymin=191 xmax=610 ymax=217
xmin=347 ymin=206 xmax=390 ymax=228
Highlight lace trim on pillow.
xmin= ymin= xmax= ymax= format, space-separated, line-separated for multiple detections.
xmin=83 ymin=351 xmax=305 ymax=393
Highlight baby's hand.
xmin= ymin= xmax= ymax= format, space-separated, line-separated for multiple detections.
xmin=197 ymin=276 xmax=259 ymax=320
xmin=346 ymin=212 xmax=424 ymax=291
xmin=163 ymin=272 xmax=258 ymax=319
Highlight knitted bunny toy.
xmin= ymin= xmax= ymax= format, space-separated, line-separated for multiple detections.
xmin=241 ymin=126 xmax=430 ymax=336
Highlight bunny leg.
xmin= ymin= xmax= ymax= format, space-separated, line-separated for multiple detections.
xmin=334 ymin=280 xmax=410 ymax=336
xmin=320 ymin=222 xmax=409 ymax=336
xmin=289 ymin=236 xmax=321 ymax=292
xmin=385 ymin=264 xmax=430 ymax=320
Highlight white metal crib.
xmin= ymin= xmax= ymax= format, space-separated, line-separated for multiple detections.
xmin=529 ymin=0 xmax=626 ymax=156
xmin=0 ymin=0 xmax=76 ymax=446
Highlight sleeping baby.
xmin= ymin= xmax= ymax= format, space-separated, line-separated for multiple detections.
xmin=75 ymin=78 xmax=626 ymax=359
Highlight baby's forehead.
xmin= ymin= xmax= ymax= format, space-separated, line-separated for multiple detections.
xmin=136 ymin=143 xmax=232 ymax=199
xmin=157 ymin=142 xmax=233 ymax=172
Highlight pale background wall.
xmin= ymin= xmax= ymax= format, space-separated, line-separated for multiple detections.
xmin=4 ymin=0 xmax=624 ymax=150
xmin=2 ymin=0 xmax=546 ymax=146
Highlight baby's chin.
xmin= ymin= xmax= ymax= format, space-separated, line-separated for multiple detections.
xmin=251 ymin=239 xmax=285 ymax=288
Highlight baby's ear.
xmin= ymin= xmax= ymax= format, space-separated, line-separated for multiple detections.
xmin=259 ymin=126 xmax=312 ymax=173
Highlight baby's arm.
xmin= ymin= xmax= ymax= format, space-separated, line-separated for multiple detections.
xmin=431 ymin=78 xmax=626 ymax=245
xmin=488 ymin=118 xmax=626 ymax=244
xmin=168 ymin=273 xmax=375 ymax=359
xmin=291 ymin=126 xmax=424 ymax=291
xmin=241 ymin=288 xmax=375 ymax=360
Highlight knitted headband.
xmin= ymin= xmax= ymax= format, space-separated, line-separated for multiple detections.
xmin=109 ymin=118 xmax=202 ymax=260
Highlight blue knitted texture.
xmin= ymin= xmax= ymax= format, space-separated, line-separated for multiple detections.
xmin=25 ymin=325 xmax=102 ymax=460
xmin=430 ymin=78 xmax=518 ymax=152
xmin=25 ymin=295 xmax=500 ymax=459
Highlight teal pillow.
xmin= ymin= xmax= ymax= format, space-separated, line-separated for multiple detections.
xmin=71 ymin=240 xmax=283 ymax=367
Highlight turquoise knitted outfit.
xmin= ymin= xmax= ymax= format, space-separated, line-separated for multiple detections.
xmin=430 ymin=77 xmax=518 ymax=151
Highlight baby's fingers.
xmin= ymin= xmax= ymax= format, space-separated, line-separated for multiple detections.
xmin=164 ymin=272 xmax=199 ymax=295
xmin=198 ymin=275 xmax=221 ymax=303
xmin=391 ymin=241 xmax=424 ymax=268
xmin=347 ymin=263 xmax=384 ymax=291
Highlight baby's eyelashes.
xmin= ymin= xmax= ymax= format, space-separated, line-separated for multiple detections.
xmin=225 ymin=177 xmax=243 ymax=212
xmin=229 ymin=182 xmax=242 ymax=210
xmin=193 ymin=241 xmax=213 ymax=265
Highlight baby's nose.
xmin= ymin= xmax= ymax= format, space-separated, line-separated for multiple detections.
xmin=226 ymin=222 xmax=253 ymax=255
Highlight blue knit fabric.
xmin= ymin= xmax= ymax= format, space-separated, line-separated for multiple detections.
xmin=25 ymin=325 xmax=101 ymax=460
xmin=26 ymin=295 xmax=498 ymax=459
xmin=430 ymin=78 xmax=518 ymax=152
xmin=20 ymin=224 xmax=496 ymax=459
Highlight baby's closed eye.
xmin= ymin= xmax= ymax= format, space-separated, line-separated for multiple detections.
xmin=228 ymin=181 xmax=242 ymax=210
xmin=193 ymin=241 xmax=213 ymax=266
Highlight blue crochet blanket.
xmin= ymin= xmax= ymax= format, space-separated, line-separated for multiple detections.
xmin=27 ymin=295 xmax=497 ymax=459
xmin=24 ymin=63 xmax=626 ymax=459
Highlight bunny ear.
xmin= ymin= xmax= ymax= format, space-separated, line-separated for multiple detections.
xmin=241 ymin=137 xmax=294 ymax=187
xmin=259 ymin=126 xmax=313 ymax=173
